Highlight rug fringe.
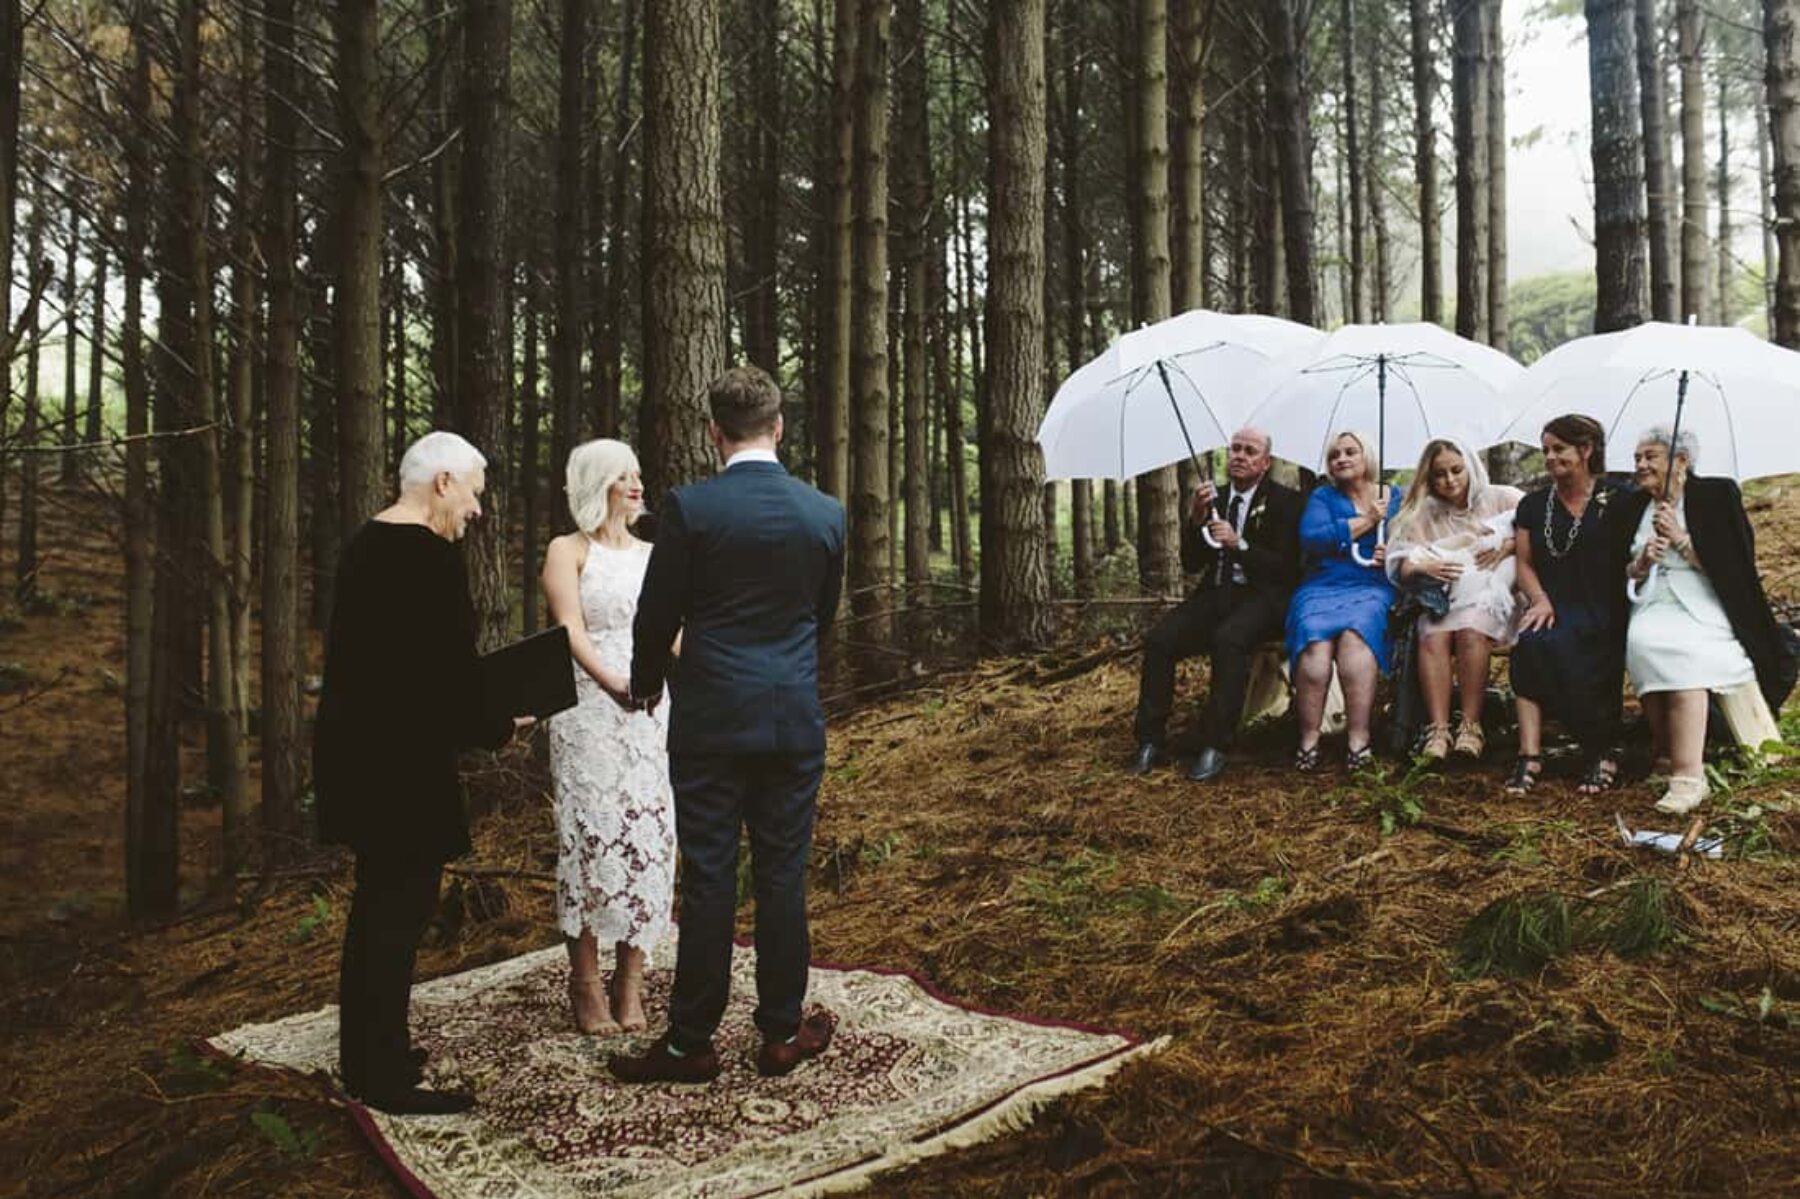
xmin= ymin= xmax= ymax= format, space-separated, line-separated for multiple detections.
xmin=782 ymin=1035 xmax=1172 ymax=1198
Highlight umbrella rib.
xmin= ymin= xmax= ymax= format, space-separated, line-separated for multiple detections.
xmin=1315 ymin=362 xmax=1378 ymax=469
xmin=1383 ymin=360 xmax=1435 ymax=452
xmin=1163 ymin=355 xmax=1236 ymax=447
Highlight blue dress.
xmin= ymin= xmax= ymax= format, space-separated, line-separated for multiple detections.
xmin=1285 ymin=484 xmax=1404 ymax=673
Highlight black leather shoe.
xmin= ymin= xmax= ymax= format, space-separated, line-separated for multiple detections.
xmin=608 ymin=1034 xmax=722 ymax=1085
xmin=352 ymin=1085 xmax=476 ymax=1116
xmin=1128 ymin=743 xmax=1162 ymax=775
xmin=1186 ymin=747 xmax=1227 ymax=782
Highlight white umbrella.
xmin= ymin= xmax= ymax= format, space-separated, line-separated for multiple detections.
xmin=1036 ymin=309 xmax=1324 ymax=481
xmin=1488 ymin=320 xmax=1800 ymax=599
xmin=1240 ymin=321 xmax=1525 ymax=476
xmin=1489 ymin=321 xmax=1800 ymax=482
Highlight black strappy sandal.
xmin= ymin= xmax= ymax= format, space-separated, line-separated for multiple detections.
xmin=1504 ymin=754 xmax=1542 ymax=795
xmin=1294 ymin=745 xmax=1323 ymax=774
xmin=1345 ymin=744 xmax=1375 ymax=772
xmin=1577 ymin=753 xmax=1621 ymax=795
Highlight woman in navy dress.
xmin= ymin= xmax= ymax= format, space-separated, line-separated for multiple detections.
xmin=1506 ymin=414 xmax=1630 ymax=795
xmin=1287 ymin=430 xmax=1403 ymax=772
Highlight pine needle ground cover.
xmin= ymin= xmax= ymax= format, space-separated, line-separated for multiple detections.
xmin=4 ymin=485 xmax=1800 ymax=1196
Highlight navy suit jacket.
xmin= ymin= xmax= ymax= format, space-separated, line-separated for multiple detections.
xmin=631 ymin=459 xmax=847 ymax=755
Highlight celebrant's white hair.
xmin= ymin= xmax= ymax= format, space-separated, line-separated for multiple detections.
xmin=398 ymin=431 xmax=488 ymax=491
xmin=1638 ymin=423 xmax=1701 ymax=469
xmin=565 ymin=438 xmax=643 ymax=532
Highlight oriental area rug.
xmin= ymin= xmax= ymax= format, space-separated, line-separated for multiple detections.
xmin=207 ymin=939 xmax=1164 ymax=1198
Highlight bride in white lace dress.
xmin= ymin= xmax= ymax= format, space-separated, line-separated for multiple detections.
xmin=540 ymin=439 xmax=675 ymax=1035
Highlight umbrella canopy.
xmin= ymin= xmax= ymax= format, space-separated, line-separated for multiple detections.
xmin=1037 ymin=309 xmax=1324 ymax=480
xmin=1489 ymin=322 xmax=1800 ymax=481
xmin=1240 ymin=322 xmax=1525 ymax=473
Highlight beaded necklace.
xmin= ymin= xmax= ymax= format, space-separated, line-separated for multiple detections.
xmin=1541 ymin=480 xmax=1600 ymax=559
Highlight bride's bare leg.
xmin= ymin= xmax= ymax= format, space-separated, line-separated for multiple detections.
xmin=567 ymin=931 xmax=615 ymax=1034
xmin=612 ymin=942 xmax=648 ymax=1031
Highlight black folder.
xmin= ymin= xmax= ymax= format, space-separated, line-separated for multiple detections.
xmin=480 ymin=625 xmax=578 ymax=721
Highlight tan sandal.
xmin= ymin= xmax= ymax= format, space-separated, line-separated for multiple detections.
xmin=1419 ymin=724 xmax=1452 ymax=761
xmin=1453 ymin=719 xmax=1485 ymax=760
xmin=571 ymin=973 xmax=621 ymax=1036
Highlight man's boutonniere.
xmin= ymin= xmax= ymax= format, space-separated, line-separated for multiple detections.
xmin=1248 ymin=499 xmax=1267 ymax=526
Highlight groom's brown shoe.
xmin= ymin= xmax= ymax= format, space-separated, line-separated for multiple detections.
xmin=608 ymin=1035 xmax=722 ymax=1085
xmin=756 ymin=1011 xmax=836 ymax=1077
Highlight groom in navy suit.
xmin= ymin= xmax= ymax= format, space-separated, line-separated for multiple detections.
xmin=610 ymin=366 xmax=847 ymax=1084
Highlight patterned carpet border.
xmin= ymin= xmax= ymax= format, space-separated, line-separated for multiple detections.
xmin=205 ymin=940 xmax=1167 ymax=1198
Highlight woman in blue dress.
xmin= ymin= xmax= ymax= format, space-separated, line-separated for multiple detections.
xmin=1287 ymin=430 xmax=1404 ymax=772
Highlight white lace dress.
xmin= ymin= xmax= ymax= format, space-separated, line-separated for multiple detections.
xmin=548 ymin=537 xmax=675 ymax=950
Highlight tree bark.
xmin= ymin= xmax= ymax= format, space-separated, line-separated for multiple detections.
xmin=981 ymin=0 xmax=1053 ymax=649
xmin=850 ymin=0 xmax=893 ymax=636
xmin=554 ymin=0 xmax=586 ymax=487
xmin=0 ymin=0 xmax=17 ymax=358
xmin=1452 ymin=0 xmax=1489 ymax=342
xmin=334 ymin=0 xmax=385 ymax=538
xmin=1267 ymin=0 xmax=1318 ymax=326
xmin=1409 ymin=0 xmax=1442 ymax=322
xmin=746 ymin=0 xmax=782 ymax=379
xmin=1485 ymin=0 xmax=1508 ymax=351
xmin=1172 ymin=0 xmax=1207 ymax=313
xmin=123 ymin=4 xmax=156 ymax=900
xmin=1587 ymin=0 xmax=1649 ymax=333
xmin=522 ymin=262 xmax=542 ymax=634
xmin=18 ymin=178 xmax=41 ymax=602
xmin=425 ymin=0 xmax=459 ymax=427
xmin=1758 ymin=41 xmax=1778 ymax=333
xmin=1340 ymin=0 xmax=1365 ymax=323
xmin=640 ymin=0 xmax=726 ymax=501
xmin=898 ymin=0 xmax=931 ymax=603
xmin=1636 ymin=0 xmax=1677 ymax=321
xmin=1678 ymin=0 xmax=1710 ymax=322
xmin=85 ymin=232 xmax=107 ymax=449
xmin=1770 ymin=0 xmax=1800 ymax=345
xmin=1366 ymin=0 xmax=1391 ymax=320
xmin=597 ymin=0 xmax=638 ymax=440
xmin=59 ymin=196 xmax=80 ymax=484
xmin=226 ymin=6 xmax=259 ymax=877
xmin=261 ymin=0 xmax=302 ymax=866
xmin=1716 ymin=71 xmax=1732 ymax=324
xmin=1060 ymin=0 xmax=1094 ymax=598
xmin=820 ymin=0 xmax=858 ymax=507
xmin=1133 ymin=0 xmax=1180 ymax=596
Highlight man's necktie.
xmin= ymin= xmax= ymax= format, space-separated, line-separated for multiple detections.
xmin=1217 ymin=493 xmax=1243 ymax=587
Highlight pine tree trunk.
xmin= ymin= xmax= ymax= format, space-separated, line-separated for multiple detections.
xmin=1636 ymin=0 xmax=1677 ymax=321
xmin=85 ymin=233 xmax=106 ymax=448
xmin=307 ymin=280 xmax=339 ymax=632
xmin=522 ymin=264 xmax=542 ymax=634
xmin=981 ymin=0 xmax=1053 ymax=648
xmin=18 ymin=183 xmax=41 ymax=601
xmin=1758 ymin=53 xmax=1778 ymax=333
xmin=1267 ymin=0 xmax=1317 ymax=326
xmin=1587 ymin=0 xmax=1649 ymax=333
xmin=1485 ymin=0 xmax=1508 ymax=351
xmin=388 ymin=249 xmax=407 ymax=469
xmin=849 ymin=0 xmax=893 ymax=639
xmin=1172 ymin=0 xmax=1206 ymax=313
xmin=1366 ymin=0 xmax=1391 ymax=320
xmin=1452 ymin=0 xmax=1489 ymax=342
xmin=425 ymin=0 xmax=459 ymax=427
xmin=59 ymin=197 xmax=80 ymax=484
xmin=554 ymin=0 xmax=586 ymax=487
xmin=0 ymin=0 xmax=17 ymax=355
xmin=1717 ymin=72 xmax=1732 ymax=324
xmin=1768 ymin=0 xmax=1800 ymax=346
xmin=226 ymin=13 xmax=258 ymax=863
xmin=898 ymin=0 xmax=931 ymax=602
xmin=260 ymin=0 xmax=303 ymax=866
xmin=641 ymin=0 xmax=726 ymax=501
xmin=747 ymin=0 xmax=781 ymax=378
xmin=1678 ymin=0 xmax=1709 ymax=322
xmin=820 ymin=0 xmax=858 ymax=505
xmin=1060 ymin=0 xmax=1094 ymax=597
xmin=1134 ymin=0 xmax=1180 ymax=596
xmin=334 ymin=0 xmax=385 ymax=539
xmin=1409 ymin=0 xmax=1442 ymax=322
xmin=123 ymin=6 xmax=157 ymax=900
xmin=597 ymin=0 xmax=638 ymax=440
xmin=1340 ymin=0 xmax=1365 ymax=323
xmin=457 ymin=0 xmax=515 ymax=650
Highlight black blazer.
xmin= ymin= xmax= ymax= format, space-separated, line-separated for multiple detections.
xmin=1179 ymin=477 xmax=1304 ymax=595
xmin=631 ymin=459 xmax=847 ymax=756
xmin=1619 ymin=475 xmax=1798 ymax=711
xmin=313 ymin=522 xmax=514 ymax=862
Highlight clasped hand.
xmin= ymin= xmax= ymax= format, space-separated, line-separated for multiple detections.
xmin=600 ymin=674 xmax=661 ymax=715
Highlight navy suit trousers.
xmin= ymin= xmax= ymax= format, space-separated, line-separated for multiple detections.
xmin=666 ymin=749 xmax=825 ymax=1052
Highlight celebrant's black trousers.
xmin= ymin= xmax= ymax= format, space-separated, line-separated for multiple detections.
xmin=338 ymin=853 xmax=443 ymax=1094
xmin=1134 ymin=582 xmax=1287 ymax=750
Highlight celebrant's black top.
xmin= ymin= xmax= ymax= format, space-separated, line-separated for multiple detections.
xmin=313 ymin=521 xmax=513 ymax=862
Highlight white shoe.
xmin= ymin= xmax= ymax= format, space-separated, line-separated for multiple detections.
xmin=1653 ymin=775 xmax=1709 ymax=816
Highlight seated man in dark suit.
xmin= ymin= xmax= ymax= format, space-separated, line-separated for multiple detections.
xmin=1130 ymin=427 xmax=1303 ymax=782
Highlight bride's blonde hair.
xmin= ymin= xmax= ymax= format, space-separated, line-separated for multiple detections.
xmin=565 ymin=438 xmax=642 ymax=533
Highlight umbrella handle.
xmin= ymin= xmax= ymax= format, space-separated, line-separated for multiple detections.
xmin=1627 ymin=563 xmax=1660 ymax=605
xmin=1201 ymin=525 xmax=1223 ymax=549
xmin=1350 ymin=521 xmax=1386 ymax=568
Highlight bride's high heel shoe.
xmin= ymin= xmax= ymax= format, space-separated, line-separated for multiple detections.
xmin=611 ymin=965 xmax=648 ymax=1033
xmin=571 ymin=973 xmax=620 ymax=1036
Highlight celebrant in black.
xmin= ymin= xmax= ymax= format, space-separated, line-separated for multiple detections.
xmin=313 ymin=431 xmax=530 ymax=1115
